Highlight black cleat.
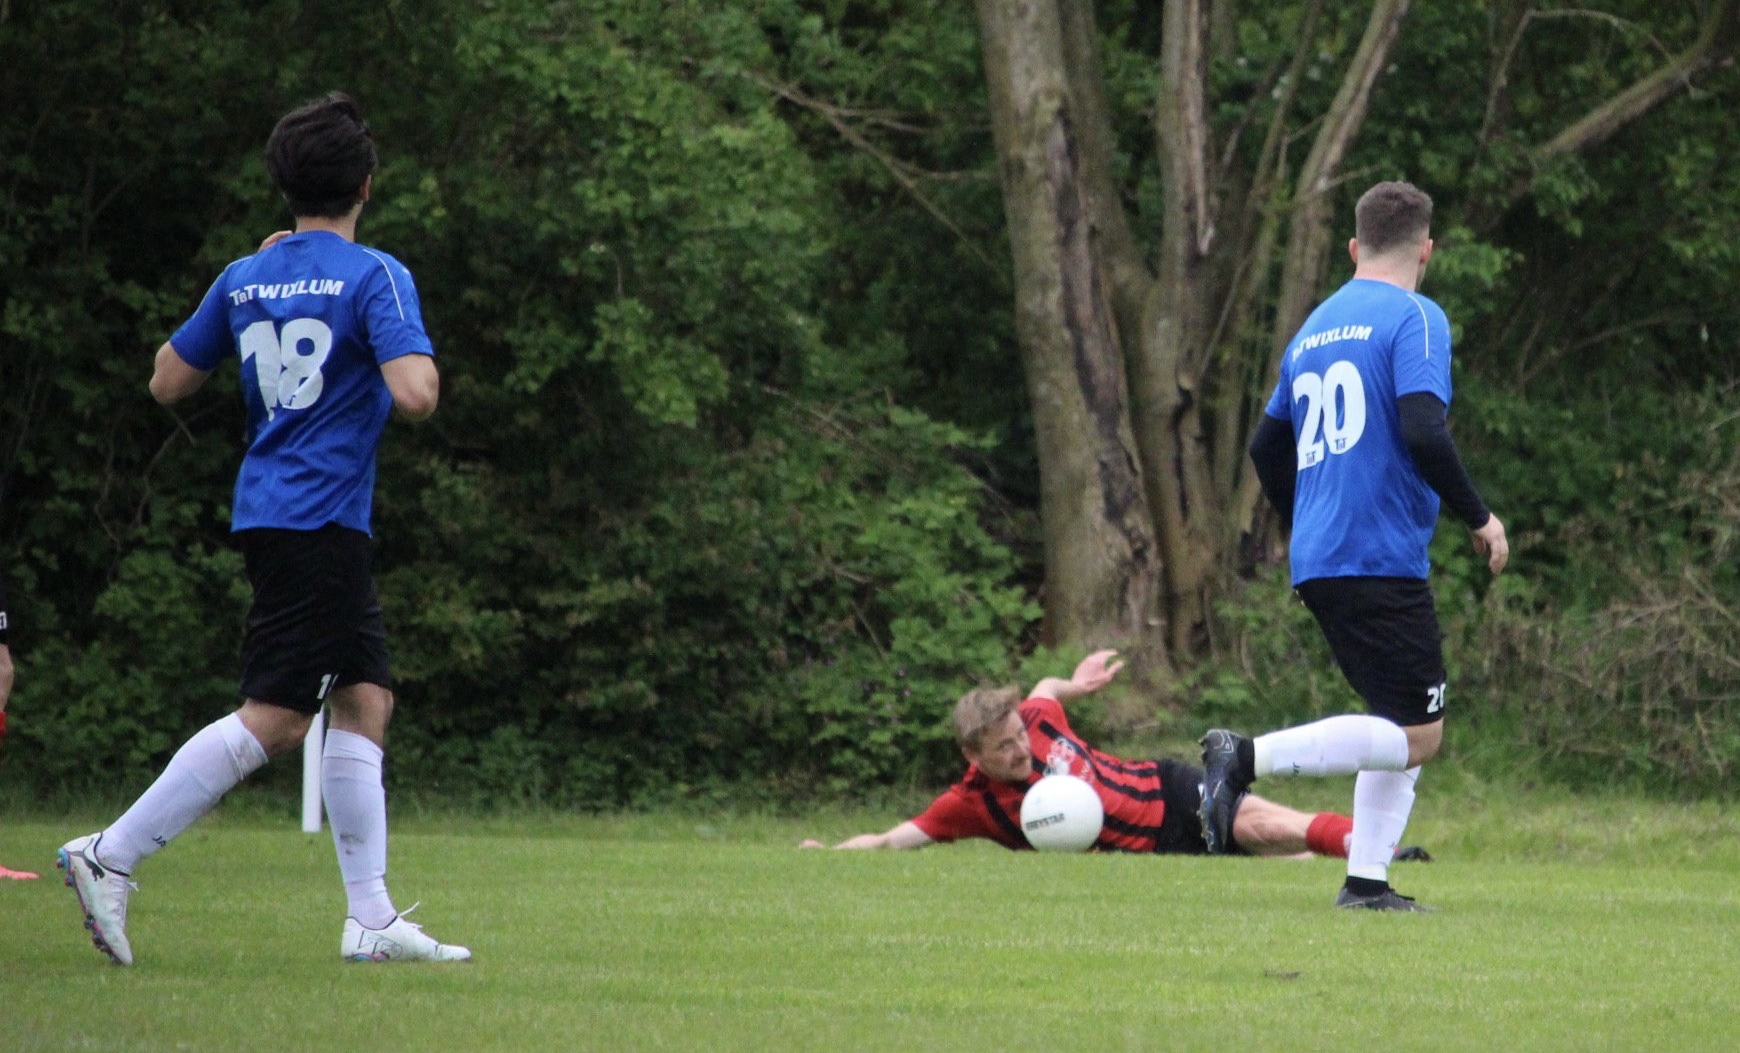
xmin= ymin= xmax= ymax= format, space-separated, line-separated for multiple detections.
xmin=1334 ymin=886 xmax=1433 ymax=912
xmin=1198 ymin=729 xmax=1252 ymax=855
xmin=1393 ymin=845 xmax=1433 ymax=863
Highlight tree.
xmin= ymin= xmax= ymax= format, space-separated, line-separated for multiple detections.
xmin=972 ymin=0 xmax=1738 ymax=668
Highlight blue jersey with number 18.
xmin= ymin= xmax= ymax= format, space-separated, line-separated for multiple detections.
xmin=169 ymin=230 xmax=436 ymax=535
xmin=1263 ymin=277 xmax=1453 ymax=584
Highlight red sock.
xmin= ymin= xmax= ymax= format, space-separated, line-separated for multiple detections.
xmin=1307 ymin=813 xmax=1353 ymax=858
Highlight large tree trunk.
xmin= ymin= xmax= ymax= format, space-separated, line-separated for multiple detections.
xmin=975 ymin=0 xmax=1166 ymax=662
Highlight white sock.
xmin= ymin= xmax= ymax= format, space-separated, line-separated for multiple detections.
xmin=322 ymin=729 xmax=396 ymax=929
xmin=1252 ymin=714 xmax=1409 ymax=778
xmin=101 ymin=713 xmax=267 ymax=873
xmin=1347 ymin=766 xmax=1420 ymax=882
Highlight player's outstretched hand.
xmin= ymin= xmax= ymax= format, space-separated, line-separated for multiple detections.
xmin=798 ymin=839 xmax=825 ymax=850
xmin=1069 ymin=649 xmax=1125 ymax=694
xmin=1472 ymin=514 xmax=1509 ymax=575
xmin=257 ymin=229 xmax=294 ymax=252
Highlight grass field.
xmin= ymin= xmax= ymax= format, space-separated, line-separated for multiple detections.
xmin=6 ymin=780 xmax=1740 ymax=1052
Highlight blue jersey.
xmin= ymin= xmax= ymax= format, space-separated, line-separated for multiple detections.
xmin=1263 ymin=278 xmax=1453 ymax=583
xmin=169 ymin=231 xmax=435 ymax=534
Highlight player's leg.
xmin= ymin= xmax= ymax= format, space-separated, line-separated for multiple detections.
xmin=1200 ymin=579 xmax=1444 ymax=890
xmin=58 ymin=528 xmax=322 ymax=965
xmin=1200 ymin=586 xmax=1402 ymax=852
xmin=101 ymin=702 xmax=303 ymax=872
xmin=326 ymin=682 xmax=467 ymax=962
xmin=317 ymin=532 xmax=468 ymax=963
xmin=1308 ymin=577 xmax=1446 ymax=909
xmin=59 ymin=701 xmax=299 ymax=963
xmin=1229 ymin=793 xmax=1333 ymax=856
xmin=1221 ymin=796 xmax=1353 ymax=860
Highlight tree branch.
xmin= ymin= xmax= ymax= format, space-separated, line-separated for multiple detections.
xmin=1505 ymin=0 xmax=1738 ymax=208
xmin=748 ymin=72 xmax=1005 ymax=276
xmin=1270 ymin=0 xmax=1412 ymax=352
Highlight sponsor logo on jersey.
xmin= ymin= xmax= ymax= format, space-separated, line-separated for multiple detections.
xmin=1292 ymin=323 xmax=1375 ymax=360
xmin=228 ymin=279 xmax=346 ymax=305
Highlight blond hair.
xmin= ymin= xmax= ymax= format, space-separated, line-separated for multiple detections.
xmin=952 ymin=684 xmax=1023 ymax=752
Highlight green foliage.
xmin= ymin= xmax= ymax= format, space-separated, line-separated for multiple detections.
xmin=381 ymin=395 xmax=1036 ymax=806
xmin=1 ymin=0 xmax=1736 ymax=809
xmin=0 ymin=0 xmax=1033 ymax=804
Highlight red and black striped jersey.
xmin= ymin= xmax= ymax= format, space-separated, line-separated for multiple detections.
xmin=911 ymin=696 xmax=1171 ymax=852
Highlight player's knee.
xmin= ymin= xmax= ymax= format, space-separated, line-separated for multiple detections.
xmin=238 ymin=700 xmax=316 ymax=755
xmin=1404 ymin=720 xmax=1443 ymax=766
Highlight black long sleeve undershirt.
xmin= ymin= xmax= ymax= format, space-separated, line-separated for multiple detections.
xmin=1247 ymin=393 xmax=1490 ymax=531
xmin=1248 ymin=412 xmax=1297 ymax=528
xmin=1397 ymin=391 xmax=1490 ymax=529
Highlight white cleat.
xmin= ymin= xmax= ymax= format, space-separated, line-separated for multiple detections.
xmin=57 ymin=833 xmax=137 ymax=966
xmin=342 ymin=907 xmax=471 ymax=963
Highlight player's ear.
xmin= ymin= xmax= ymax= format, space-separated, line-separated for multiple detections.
xmin=1348 ymin=237 xmax=1360 ymax=265
xmin=358 ymin=174 xmax=373 ymax=203
xmin=1419 ymin=236 xmax=1433 ymax=264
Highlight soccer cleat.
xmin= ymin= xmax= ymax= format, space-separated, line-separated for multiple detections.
xmin=1334 ymin=885 xmax=1433 ymax=912
xmin=342 ymin=907 xmax=471 ymax=963
xmin=1197 ymin=729 xmax=1253 ymax=854
xmin=57 ymin=833 xmax=137 ymax=965
xmin=1393 ymin=845 xmax=1433 ymax=863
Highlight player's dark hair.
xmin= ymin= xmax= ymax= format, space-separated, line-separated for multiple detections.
xmin=1354 ymin=180 xmax=1433 ymax=256
xmin=952 ymin=684 xmax=1022 ymax=752
xmin=264 ymin=92 xmax=378 ymax=219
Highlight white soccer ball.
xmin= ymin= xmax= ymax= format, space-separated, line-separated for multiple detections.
xmin=1020 ymin=774 xmax=1103 ymax=852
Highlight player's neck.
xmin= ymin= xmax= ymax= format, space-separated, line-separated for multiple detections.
xmin=1352 ymin=261 xmax=1420 ymax=292
xmin=293 ymin=216 xmax=359 ymax=242
xmin=1351 ymin=243 xmax=1427 ymax=291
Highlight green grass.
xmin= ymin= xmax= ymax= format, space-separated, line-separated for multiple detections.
xmin=6 ymin=785 xmax=1740 ymax=1052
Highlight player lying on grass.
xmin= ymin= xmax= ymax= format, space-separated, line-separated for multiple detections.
xmin=804 ymin=650 xmax=1429 ymax=860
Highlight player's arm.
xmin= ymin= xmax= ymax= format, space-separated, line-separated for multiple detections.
xmin=1397 ymin=392 xmax=1508 ymax=574
xmin=0 ymin=643 xmax=11 ymax=717
xmin=0 ymin=571 xmax=10 ymax=724
xmin=1028 ymin=648 xmax=1124 ymax=703
xmin=1248 ymin=412 xmax=1296 ymax=529
xmin=381 ymin=352 xmax=439 ymax=420
xmin=148 ymin=342 xmax=212 ymax=405
xmin=801 ymin=821 xmax=934 ymax=851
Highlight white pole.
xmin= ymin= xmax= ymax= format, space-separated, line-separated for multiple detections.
xmin=301 ymin=706 xmax=325 ymax=833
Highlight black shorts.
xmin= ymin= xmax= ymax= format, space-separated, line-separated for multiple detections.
xmin=237 ymin=525 xmax=391 ymax=715
xmin=1150 ymin=758 xmax=1247 ymax=856
xmin=0 ymin=568 xmax=9 ymax=645
xmin=1296 ymin=576 xmax=1446 ymax=726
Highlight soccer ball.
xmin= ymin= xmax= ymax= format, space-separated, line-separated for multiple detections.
xmin=1019 ymin=774 xmax=1103 ymax=852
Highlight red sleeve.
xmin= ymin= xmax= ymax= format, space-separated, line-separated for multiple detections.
xmin=911 ymin=785 xmax=994 ymax=844
xmin=1020 ymin=696 xmax=1069 ymax=732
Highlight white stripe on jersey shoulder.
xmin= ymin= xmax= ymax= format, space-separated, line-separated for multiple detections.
xmin=357 ymin=246 xmax=408 ymax=320
xmin=1403 ymin=291 xmax=1432 ymax=359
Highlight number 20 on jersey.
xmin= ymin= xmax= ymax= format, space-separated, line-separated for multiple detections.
xmin=1292 ymin=361 xmax=1367 ymax=469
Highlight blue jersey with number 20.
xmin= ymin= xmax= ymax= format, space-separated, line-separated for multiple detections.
xmin=169 ymin=231 xmax=435 ymax=535
xmin=1263 ymin=278 xmax=1453 ymax=584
